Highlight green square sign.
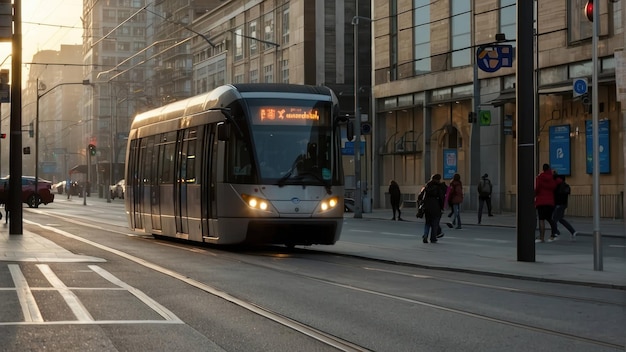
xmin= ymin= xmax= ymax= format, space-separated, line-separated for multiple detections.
xmin=479 ymin=110 xmax=491 ymax=126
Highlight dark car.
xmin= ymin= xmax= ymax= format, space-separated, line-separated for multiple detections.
xmin=0 ymin=176 xmax=55 ymax=208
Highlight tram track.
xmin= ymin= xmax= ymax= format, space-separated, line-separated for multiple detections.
xmin=27 ymin=211 xmax=625 ymax=350
xmin=25 ymin=216 xmax=370 ymax=352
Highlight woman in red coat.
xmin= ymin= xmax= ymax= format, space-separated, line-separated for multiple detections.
xmin=534 ymin=164 xmax=559 ymax=242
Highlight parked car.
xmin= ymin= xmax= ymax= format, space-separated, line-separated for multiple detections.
xmin=0 ymin=176 xmax=55 ymax=208
xmin=110 ymin=179 xmax=125 ymax=199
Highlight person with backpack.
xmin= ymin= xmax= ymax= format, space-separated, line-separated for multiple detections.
xmin=535 ymin=163 xmax=559 ymax=243
xmin=477 ymin=173 xmax=493 ymax=224
xmin=446 ymin=173 xmax=464 ymax=229
xmin=417 ymin=174 xmax=445 ymax=243
xmin=553 ymin=174 xmax=578 ymax=241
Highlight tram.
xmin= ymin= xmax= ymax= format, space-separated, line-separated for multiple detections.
xmin=125 ymin=84 xmax=348 ymax=246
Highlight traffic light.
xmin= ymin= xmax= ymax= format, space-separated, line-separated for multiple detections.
xmin=88 ymin=143 xmax=97 ymax=156
xmin=28 ymin=121 xmax=34 ymax=137
xmin=584 ymin=0 xmax=593 ymax=22
xmin=0 ymin=133 xmax=5 ymax=138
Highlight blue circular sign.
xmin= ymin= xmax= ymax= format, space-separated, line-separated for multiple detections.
xmin=573 ymin=79 xmax=588 ymax=95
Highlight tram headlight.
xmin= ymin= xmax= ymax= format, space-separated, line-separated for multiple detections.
xmin=320 ymin=196 xmax=339 ymax=212
xmin=241 ymin=194 xmax=270 ymax=211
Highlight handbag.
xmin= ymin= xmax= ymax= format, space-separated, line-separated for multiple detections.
xmin=416 ymin=201 xmax=425 ymax=218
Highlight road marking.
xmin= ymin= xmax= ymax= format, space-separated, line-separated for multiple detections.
xmin=349 ymin=229 xmax=373 ymax=233
xmin=8 ymin=264 xmax=43 ymax=322
xmin=89 ymin=265 xmax=182 ymax=322
xmin=474 ymin=238 xmax=511 ymax=244
xmin=37 ymin=264 xmax=94 ymax=322
xmin=380 ymin=232 xmax=415 ymax=237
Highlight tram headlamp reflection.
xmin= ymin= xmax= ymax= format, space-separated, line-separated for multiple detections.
xmin=241 ymin=194 xmax=269 ymax=211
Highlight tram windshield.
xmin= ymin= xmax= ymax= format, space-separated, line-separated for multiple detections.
xmin=246 ymin=99 xmax=340 ymax=186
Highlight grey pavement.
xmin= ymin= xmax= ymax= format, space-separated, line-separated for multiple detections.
xmin=1 ymin=197 xmax=624 ymax=289
xmin=334 ymin=207 xmax=626 ymax=289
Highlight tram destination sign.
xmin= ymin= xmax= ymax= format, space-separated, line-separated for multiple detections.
xmin=254 ymin=106 xmax=321 ymax=125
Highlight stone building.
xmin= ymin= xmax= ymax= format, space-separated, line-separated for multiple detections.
xmin=371 ymin=0 xmax=624 ymax=217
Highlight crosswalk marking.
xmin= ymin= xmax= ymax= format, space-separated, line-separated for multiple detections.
xmin=8 ymin=264 xmax=43 ymax=322
xmin=37 ymin=264 xmax=94 ymax=322
xmin=0 ymin=264 xmax=183 ymax=326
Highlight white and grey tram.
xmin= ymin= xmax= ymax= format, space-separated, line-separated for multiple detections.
xmin=125 ymin=84 xmax=347 ymax=246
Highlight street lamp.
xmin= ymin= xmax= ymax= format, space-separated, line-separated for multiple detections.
xmin=35 ymin=79 xmax=93 ymax=207
xmin=351 ymin=14 xmax=371 ymax=219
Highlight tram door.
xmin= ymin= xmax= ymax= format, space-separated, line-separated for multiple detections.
xmin=128 ymin=139 xmax=142 ymax=229
xmin=146 ymin=137 xmax=161 ymax=231
xmin=175 ymin=128 xmax=195 ymax=235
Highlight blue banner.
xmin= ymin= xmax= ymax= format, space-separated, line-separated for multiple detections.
xmin=585 ymin=119 xmax=610 ymax=174
xmin=549 ymin=125 xmax=571 ymax=175
xmin=443 ymin=149 xmax=457 ymax=180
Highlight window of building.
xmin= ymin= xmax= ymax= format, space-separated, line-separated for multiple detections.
xmin=234 ymin=26 xmax=244 ymax=61
xmin=250 ymin=69 xmax=259 ymax=83
xmin=281 ymin=59 xmax=289 ymax=83
xmin=264 ymin=13 xmax=275 ymax=50
xmin=414 ymin=0 xmax=431 ymax=75
xmin=282 ymin=7 xmax=290 ymax=45
xmin=264 ymin=64 xmax=274 ymax=83
xmin=499 ymin=0 xmax=515 ymax=44
xmin=117 ymin=42 xmax=130 ymax=52
xmin=103 ymin=10 xmax=116 ymax=21
xmin=390 ymin=0 xmax=398 ymax=81
xmin=234 ymin=74 xmax=244 ymax=84
xmin=249 ymin=20 xmax=258 ymax=56
xmin=451 ymin=0 xmax=471 ymax=68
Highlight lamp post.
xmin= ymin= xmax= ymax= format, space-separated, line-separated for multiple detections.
xmin=352 ymin=13 xmax=371 ymax=219
xmin=35 ymin=79 xmax=92 ymax=207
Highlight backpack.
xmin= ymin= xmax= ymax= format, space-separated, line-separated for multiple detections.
xmin=556 ymin=182 xmax=571 ymax=196
xmin=480 ymin=179 xmax=492 ymax=196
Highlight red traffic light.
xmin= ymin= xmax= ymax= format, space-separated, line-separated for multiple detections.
xmin=0 ymin=133 xmax=5 ymax=138
xmin=585 ymin=0 xmax=594 ymax=22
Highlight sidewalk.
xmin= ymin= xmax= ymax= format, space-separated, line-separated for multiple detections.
xmin=332 ymin=208 xmax=626 ymax=289
xmin=356 ymin=207 xmax=626 ymax=238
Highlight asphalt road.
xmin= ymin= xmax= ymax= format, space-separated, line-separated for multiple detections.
xmin=0 ymin=198 xmax=622 ymax=351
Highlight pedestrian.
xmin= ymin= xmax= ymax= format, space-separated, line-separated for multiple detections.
xmin=477 ymin=173 xmax=493 ymax=224
xmin=446 ymin=173 xmax=464 ymax=229
xmin=388 ymin=180 xmax=403 ymax=221
xmin=534 ymin=163 xmax=559 ymax=243
xmin=417 ymin=174 xmax=445 ymax=243
xmin=553 ymin=174 xmax=578 ymax=241
xmin=436 ymin=180 xmax=448 ymax=238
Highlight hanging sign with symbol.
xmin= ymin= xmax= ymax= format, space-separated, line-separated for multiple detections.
xmin=573 ymin=78 xmax=588 ymax=98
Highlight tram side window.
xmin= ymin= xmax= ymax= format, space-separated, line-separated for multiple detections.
xmin=181 ymin=127 xmax=198 ymax=184
xmin=226 ymin=135 xmax=255 ymax=184
xmin=159 ymin=132 xmax=177 ymax=184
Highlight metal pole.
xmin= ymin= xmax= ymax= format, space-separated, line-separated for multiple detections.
xmin=34 ymin=79 xmax=40 ymax=207
xmin=107 ymin=82 xmax=112 ymax=202
xmin=517 ymin=0 xmax=536 ymax=261
xmin=9 ymin=0 xmax=23 ymax=234
xmin=592 ymin=0 xmax=603 ymax=271
xmin=353 ymin=13 xmax=362 ymax=219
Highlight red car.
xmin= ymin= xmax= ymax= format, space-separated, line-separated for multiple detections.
xmin=0 ymin=176 xmax=55 ymax=208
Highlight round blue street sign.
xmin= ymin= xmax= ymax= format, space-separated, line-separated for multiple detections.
xmin=573 ymin=78 xmax=588 ymax=96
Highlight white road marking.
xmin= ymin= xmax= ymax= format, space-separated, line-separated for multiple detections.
xmin=37 ymin=264 xmax=94 ymax=322
xmin=380 ymin=232 xmax=416 ymax=237
xmin=474 ymin=238 xmax=511 ymax=244
xmin=8 ymin=264 xmax=43 ymax=322
xmin=349 ymin=229 xmax=373 ymax=233
xmin=89 ymin=265 xmax=182 ymax=322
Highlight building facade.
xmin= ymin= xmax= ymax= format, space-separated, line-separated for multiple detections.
xmin=371 ymin=0 xmax=624 ymax=217
xmin=22 ymin=46 xmax=85 ymax=182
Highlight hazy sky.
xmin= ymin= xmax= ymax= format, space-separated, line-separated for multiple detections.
xmin=0 ymin=0 xmax=83 ymax=80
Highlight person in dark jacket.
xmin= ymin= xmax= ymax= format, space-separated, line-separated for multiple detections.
xmin=447 ymin=173 xmax=464 ymax=229
xmin=552 ymin=174 xmax=577 ymax=241
xmin=477 ymin=173 xmax=493 ymax=224
xmin=388 ymin=180 xmax=403 ymax=221
xmin=418 ymin=174 xmax=445 ymax=243
xmin=534 ymin=163 xmax=559 ymax=243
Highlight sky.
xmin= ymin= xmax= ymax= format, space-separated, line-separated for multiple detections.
xmin=0 ymin=0 xmax=83 ymax=81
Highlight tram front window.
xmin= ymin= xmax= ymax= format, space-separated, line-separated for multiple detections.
xmin=246 ymin=99 xmax=337 ymax=185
